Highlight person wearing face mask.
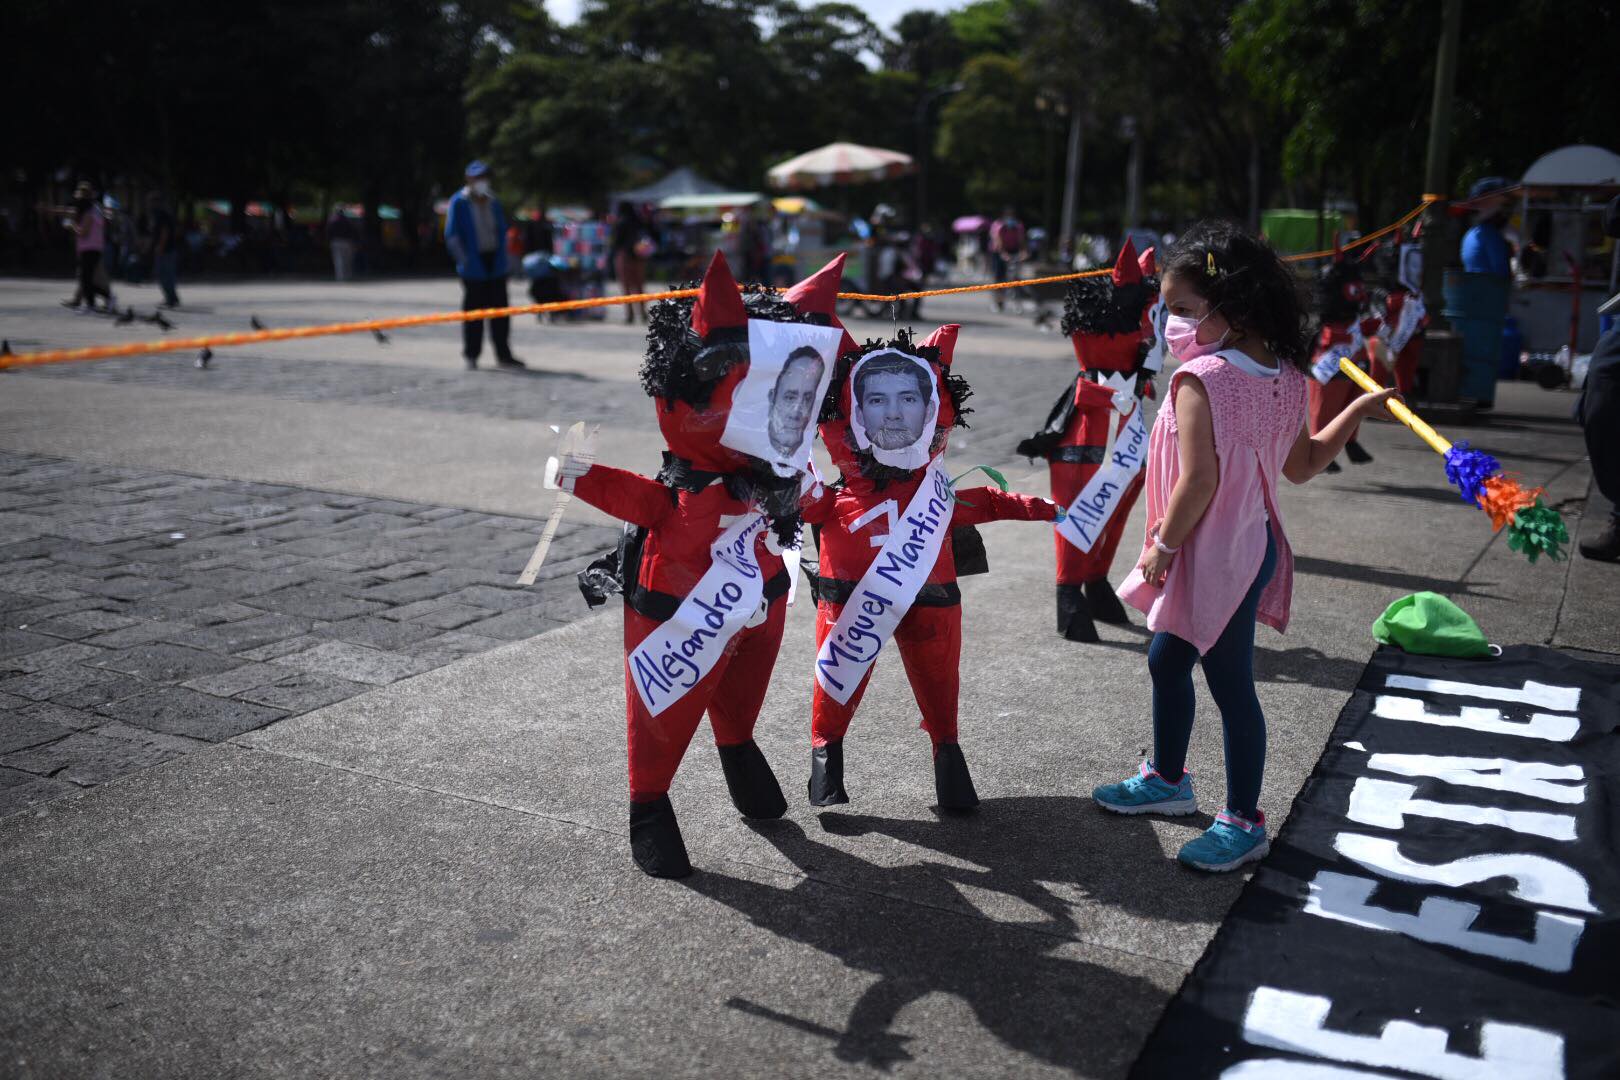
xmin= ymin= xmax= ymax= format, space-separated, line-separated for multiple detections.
xmin=444 ymin=160 xmax=526 ymax=371
xmin=1461 ymin=177 xmax=1515 ymax=279
xmin=1091 ymin=220 xmax=1396 ymax=873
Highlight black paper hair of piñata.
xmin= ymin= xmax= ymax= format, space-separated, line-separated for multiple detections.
xmin=1060 ymin=274 xmax=1158 ymax=338
xmin=639 ymin=283 xmax=815 ymax=408
xmin=1314 ymin=260 xmax=1366 ymax=327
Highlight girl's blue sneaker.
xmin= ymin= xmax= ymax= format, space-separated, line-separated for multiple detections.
xmin=1092 ymin=762 xmax=1197 ymax=816
xmin=1177 ymin=809 xmax=1269 ymax=872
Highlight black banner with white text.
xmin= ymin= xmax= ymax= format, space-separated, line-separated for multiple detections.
xmin=1131 ymin=645 xmax=1620 ymax=1080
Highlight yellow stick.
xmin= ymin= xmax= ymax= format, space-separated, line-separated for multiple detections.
xmin=1337 ymin=357 xmax=1454 ymax=456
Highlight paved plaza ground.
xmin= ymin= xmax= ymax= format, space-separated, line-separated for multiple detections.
xmin=1 ymin=274 xmax=1615 ymax=1077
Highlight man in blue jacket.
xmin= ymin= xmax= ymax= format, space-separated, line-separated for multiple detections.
xmin=1461 ymin=176 xmax=1514 ymax=279
xmin=445 ymin=160 xmax=525 ymax=370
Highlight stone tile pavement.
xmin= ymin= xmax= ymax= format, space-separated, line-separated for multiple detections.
xmin=0 ymin=448 xmax=616 ymax=816
xmin=16 ymin=352 xmax=637 ymax=424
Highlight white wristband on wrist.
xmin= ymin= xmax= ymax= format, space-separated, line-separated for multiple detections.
xmin=1150 ymin=529 xmax=1180 ymax=555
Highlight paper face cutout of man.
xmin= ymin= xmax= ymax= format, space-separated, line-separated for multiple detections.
xmin=848 ymin=349 xmax=939 ymax=470
xmin=769 ymin=346 xmax=826 ymax=456
xmin=721 ymin=318 xmax=842 ymax=477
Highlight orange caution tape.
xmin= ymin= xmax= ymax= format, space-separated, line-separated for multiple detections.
xmin=0 ymin=199 xmax=1440 ymax=370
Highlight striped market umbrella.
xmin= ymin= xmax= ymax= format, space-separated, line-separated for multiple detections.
xmin=767 ymin=142 xmax=914 ymax=191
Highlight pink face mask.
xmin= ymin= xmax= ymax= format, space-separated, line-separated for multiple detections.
xmin=1163 ymin=308 xmax=1229 ymax=362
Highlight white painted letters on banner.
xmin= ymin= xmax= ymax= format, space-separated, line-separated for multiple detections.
xmin=1382 ymin=674 xmax=1581 ymax=713
xmin=1235 ymin=987 xmax=1565 ymax=1080
xmin=1331 ymin=834 xmax=1597 ymax=914
xmin=815 ymin=461 xmax=953 ymax=704
xmin=628 ymin=514 xmax=767 ymax=716
xmin=1373 ymin=695 xmax=1579 ymax=743
xmin=1057 ymin=405 xmax=1148 ymax=554
xmin=1303 ymin=870 xmax=1586 ymax=973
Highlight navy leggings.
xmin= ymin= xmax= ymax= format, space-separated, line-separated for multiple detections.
xmin=1149 ymin=528 xmax=1277 ymax=821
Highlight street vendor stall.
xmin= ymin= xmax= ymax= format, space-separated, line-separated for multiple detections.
xmin=1511 ymin=144 xmax=1620 ymax=354
xmin=654 ymin=191 xmax=774 ymax=281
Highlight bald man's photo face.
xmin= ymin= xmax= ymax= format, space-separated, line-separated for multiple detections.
xmin=767 ymin=350 xmax=824 ymax=456
xmin=720 ymin=319 xmax=842 ymax=477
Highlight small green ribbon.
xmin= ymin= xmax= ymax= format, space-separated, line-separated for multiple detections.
xmin=947 ymin=464 xmax=1009 ymax=507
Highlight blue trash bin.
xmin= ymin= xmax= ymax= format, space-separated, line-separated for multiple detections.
xmin=1442 ymin=269 xmax=1510 ymax=405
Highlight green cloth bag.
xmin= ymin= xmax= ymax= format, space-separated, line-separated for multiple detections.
xmin=1372 ymin=592 xmax=1494 ymax=658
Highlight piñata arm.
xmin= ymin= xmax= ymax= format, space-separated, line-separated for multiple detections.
xmin=798 ymin=484 xmax=836 ymax=526
xmin=950 ymin=488 xmax=1060 ymax=526
xmin=571 ymin=465 xmax=674 ymax=528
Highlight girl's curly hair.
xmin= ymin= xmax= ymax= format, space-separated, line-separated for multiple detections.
xmin=1161 ymin=220 xmax=1312 ymax=371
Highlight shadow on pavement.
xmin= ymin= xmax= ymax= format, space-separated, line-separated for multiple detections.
xmin=1291 ymin=554 xmax=1489 ymax=597
xmin=1253 ymin=644 xmax=1369 ymax=693
xmin=685 ymin=801 xmax=1232 ymax=1073
xmin=1339 ymin=481 xmax=1481 ymax=506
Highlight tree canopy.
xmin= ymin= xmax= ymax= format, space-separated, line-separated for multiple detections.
xmin=10 ymin=0 xmax=1619 ymax=247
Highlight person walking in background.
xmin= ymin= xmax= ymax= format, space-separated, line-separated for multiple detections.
xmin=611 ymin=200 xmax=650 ymax=324
xmin=62 ymin=181 xmax=113 ymax=312
xmin=988 ymin=206 xmax=1025 ymax=311
xmin=444 ymin=160 xmax=525 ymax=370
xmin=146 ymin=192 xmax=181 ymax=308
xmin=103 ymin=194 xmax=134 ymax=287
xmin=506 ymin=219 xmax=526 ymax=279
xmin=327 ymin=208 xmax=358 ymax=281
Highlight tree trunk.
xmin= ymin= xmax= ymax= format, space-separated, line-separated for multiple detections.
xmin=1059 ymin=108 xmax=1084 ymax=253
xmin=1247 ymin=130 xmax=1261 ymax=233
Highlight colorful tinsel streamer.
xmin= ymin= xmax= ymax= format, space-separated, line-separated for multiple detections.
xmin=1337 ymin=359 xmax=1568 ymax=563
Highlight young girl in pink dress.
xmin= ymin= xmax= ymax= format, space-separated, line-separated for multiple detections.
xmin=1093 ymin=221 xmax=1395 ymax=872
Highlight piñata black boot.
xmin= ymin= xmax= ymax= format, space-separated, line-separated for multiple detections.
xmin=933 ymin=742 xmax=980 ymax=810
xmin=717 ymin=740 xmax=787 ymax=819
xmin=1057 ymin=583 xmax=1099 ymax=642
xmin=808 ymin=742 xmax=850 ymax=806
xmin=1084 ymin=576 xmax=1129 ymax=625
xmin=629 ymin=795 xmax=692 ymax=879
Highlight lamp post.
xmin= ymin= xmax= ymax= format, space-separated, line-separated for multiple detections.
xmin=915 ymin=81 xmax=965 ymax=230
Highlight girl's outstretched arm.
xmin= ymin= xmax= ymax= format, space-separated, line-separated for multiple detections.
xmin=1137 ymin=375 xmax=1219 ymax=586
xmin=1282 ymin=388 xmax=1398 ymax=483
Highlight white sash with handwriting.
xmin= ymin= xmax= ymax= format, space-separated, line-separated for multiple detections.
xmin=1386 ymin=292 xmax=1426 ymax=357
xmin=1057 ymin=403 xmax=1148 ymax=553
xmin=1311 ymin=323 xmax=1367 ymax=384
xmin=814 ymin=460 xmax=954 ymax=704
xmin=628 ymin=513 xmax=768 ymax=716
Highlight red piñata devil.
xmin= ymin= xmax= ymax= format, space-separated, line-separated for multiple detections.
xmin=562 ymin=251 xmax=849 ymax=877
xmin=1307 ymin=239 xmax=1385 ymax=470
xmin=1017 ymin=240 xmax=1160 ymax=642
xmin=801 ymin=324 xmax=1058 ymax=808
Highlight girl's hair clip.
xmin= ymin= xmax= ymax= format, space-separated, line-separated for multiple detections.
xmin=1205 ymin=252 xmax=1218 ymax=277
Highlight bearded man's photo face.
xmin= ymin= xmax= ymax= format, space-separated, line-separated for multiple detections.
xmin=855 ymin=369 xmax=930 ymax=450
